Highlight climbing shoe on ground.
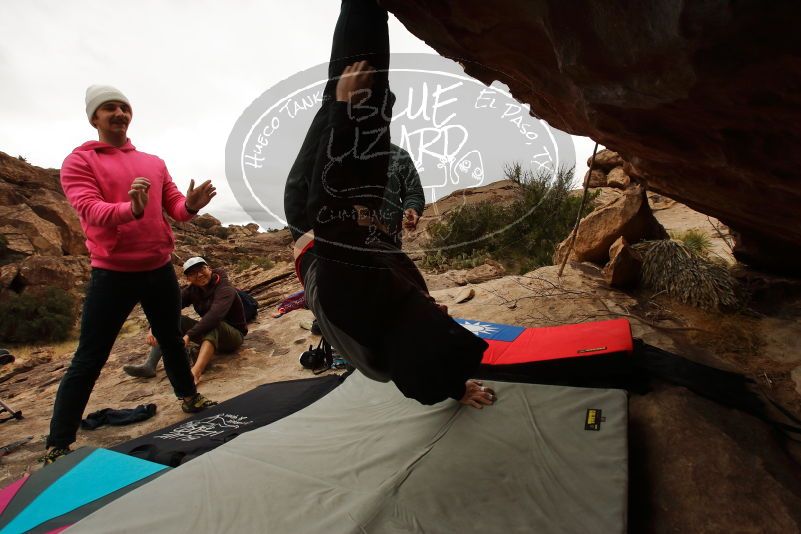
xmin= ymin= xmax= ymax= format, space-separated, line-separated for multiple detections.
xmin=40 ymin=447 xmax=71 ymax=465
xmin=181 ymin=393 xmax=218 ymax=414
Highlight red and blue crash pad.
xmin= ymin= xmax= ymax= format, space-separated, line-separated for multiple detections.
xmin=0 ymin=448 xmax=167 ymax=534
xmin=453 ymin=318 xmax=637 ymax=388
xmin=453 ymin=317 xmax=633 ymax=364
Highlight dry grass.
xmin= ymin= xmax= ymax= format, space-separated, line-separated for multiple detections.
xmin=3 ymin=338 xmax=78 ymax=361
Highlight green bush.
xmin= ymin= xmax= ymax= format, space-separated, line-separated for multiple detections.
xmin=0 ymin=287 xmax=76 ymax=343
xmin=670 ymin=229 xmax=712 ymax=256
xmin=423 ymin=165 xmax=597 ymax=273
xmin=235 ymin=257 xmax=274 ymax=272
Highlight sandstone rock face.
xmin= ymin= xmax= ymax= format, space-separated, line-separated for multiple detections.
xmin=0 ymin=151 xmax=80 ymax=259
xmin=792 ymin=366 xmax=801 ymax=397
xmin=583 ymin=169 xmax=607 ymax=188
xmin=554 ymin=185 xmax=667 ymax=265
xmin=447 ymin=261 xmax=506 ymax=286
xmin=17 ymin=256 xmax=91 ymax=293
xmin=605 ymin=167 xmax=631 ymax=189
xmin=0 ymin=153 xmax=61 ymax=193
xmin=588 ymin=149 xmax=624 ymax=172
xmin=0 ymin=225 xmax=36 ymax=256
xmin=0 ymin=263 xmax=19 ymax=289
xmin=383 ymin=1 xmax=801 ymax=273
xmin=629 ymin=387 xmax=801 ymax=532
xmin=30 ymin=190 xmax=87 ymax=255
xmin=0 ymin=204 xmax=63 ymax=256
xmin=602 ymin=236 xmax=642 ymax=288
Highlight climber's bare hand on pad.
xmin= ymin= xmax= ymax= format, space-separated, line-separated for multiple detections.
xmin=460 ymin=379 xmax=496 ymax=409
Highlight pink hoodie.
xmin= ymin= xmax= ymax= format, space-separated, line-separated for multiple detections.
xmin=61 ymin=140 xmax=194 ymax=272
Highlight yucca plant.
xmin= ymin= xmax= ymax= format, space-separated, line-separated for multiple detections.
xmin=634 ymin=239 xmax=738 ymax=311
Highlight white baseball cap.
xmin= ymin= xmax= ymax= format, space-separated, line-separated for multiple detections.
xmin=182 ymin=256 xmax=208 ymax=274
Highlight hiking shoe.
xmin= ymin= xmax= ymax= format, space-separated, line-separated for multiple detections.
xmin=40 ymin=447 xmax=71 ymax=465
xmin=123 ymin=364 xmax=156 ymax=378
xmin=181 ymin=393 xmax=217 ymax=414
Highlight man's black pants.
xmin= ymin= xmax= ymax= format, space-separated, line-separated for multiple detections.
xmin=47 ymin=262 xmax=196 ymax=448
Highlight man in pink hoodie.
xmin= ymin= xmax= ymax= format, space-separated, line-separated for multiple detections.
xmin=43 ymin=85 xmax=218 ymax=464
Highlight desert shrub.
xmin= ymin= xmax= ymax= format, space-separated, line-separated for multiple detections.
xmin=0 ymin=287 xmax=76 ymax=343
xmin=634 ymin=239 xmax=738 ymax=310
xmin=235 ymin=257 xmax=274 ymax=272
xmin=670 ymin=229 xmax=712 ymax=256
xmin=503 ymin=162 xmax=525 ymax=184
xmin=420 ymin=250 xmax=489 ymax=272
xmin=423 ymin=165 xmax=597 ymax=272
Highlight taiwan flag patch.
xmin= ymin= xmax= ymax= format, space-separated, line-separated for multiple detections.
xmin=453 ymin=319 xmax=525 ymax=342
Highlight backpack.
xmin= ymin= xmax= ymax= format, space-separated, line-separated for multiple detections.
xmin=237 ymin=290 xmax=259 ymax=323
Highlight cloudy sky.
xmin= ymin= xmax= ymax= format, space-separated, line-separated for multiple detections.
xmin=0 ymin=0 xmax=598 ymax=227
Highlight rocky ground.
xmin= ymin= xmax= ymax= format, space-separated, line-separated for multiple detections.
xmin=1 ymin=154 xmax=801 ymax=531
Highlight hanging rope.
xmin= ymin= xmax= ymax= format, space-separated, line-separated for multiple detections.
xmin=558 ymin=141 xmax=599 ymax=277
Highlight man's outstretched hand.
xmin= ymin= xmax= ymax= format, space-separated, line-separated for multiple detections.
xmin=336 ymin=60 xmax=376 ymax=104
xmin=129 ymin=177 xmax=150 ymax=218
xmin=459 ymin=379 xmax=496 ymax=409
xmin=185 ymin=179 xmax=216 ymax=213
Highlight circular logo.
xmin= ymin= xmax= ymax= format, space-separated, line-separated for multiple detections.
xmin=225 ymin=53 xmax=576 ymax=253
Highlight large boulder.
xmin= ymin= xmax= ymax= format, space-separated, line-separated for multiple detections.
xmin=602 ymin=236 xmax=642 ymax=288
xmin=0 ymin=225 xmax=36 ymax=257
xmin=28 ymin=190 xmax=87 ymax=256
xmin=629 ymin=386 xmax=801 ymax=532
xmin=583 ymin=169 xmax=607 ymax=188
xmin=0 ymin=263 xmax=19 ymax=289
xmin=0 ymin=152 xmax=61 ymax=193
xmin=0 ymin=181 xmax=24 ymax=205
xmin=192 ymin=213 xmax=223 ymax=230
xmin=0 ymin=205 xmax=63 ymax=256
xmin=447 ymin=261 xmax=506 ymax=286
xmin=554 ymin=185 xmax=667 ymax=265
xmin=588 ymin=149 xmax=624 ymax=172
xmin=16 ymin=255 xmax=91 ymax=293
xmin=383 ymin=1 xmax=801 ymax=274
xmin=606 ymin=167 xmax=631 ymax=189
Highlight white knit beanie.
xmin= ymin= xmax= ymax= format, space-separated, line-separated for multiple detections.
xmin=85 ymin=85 xmax=130 ymax=123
